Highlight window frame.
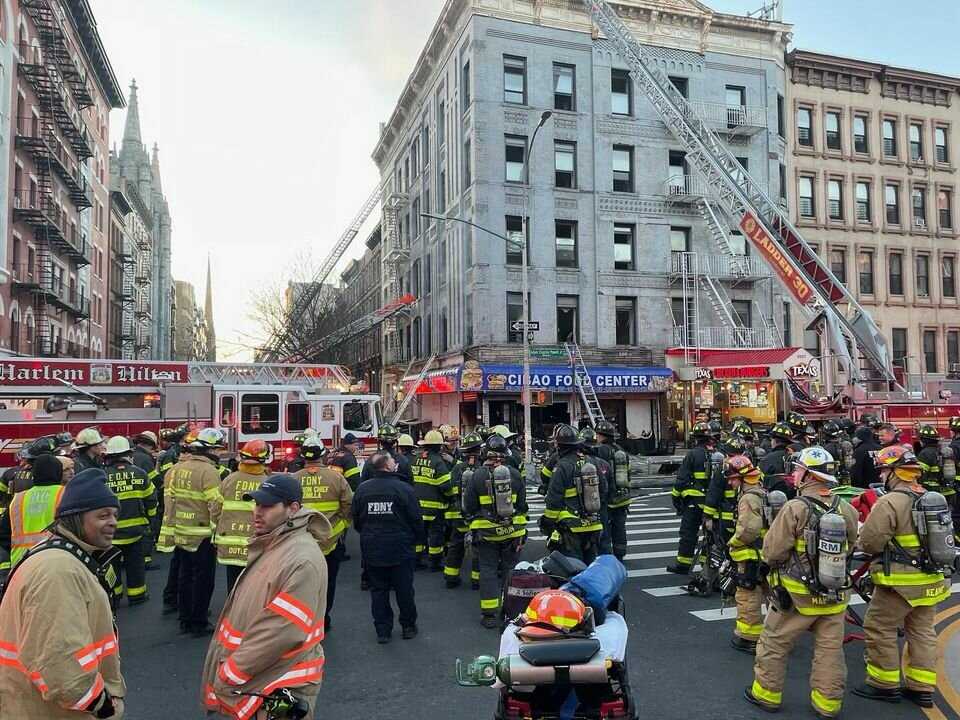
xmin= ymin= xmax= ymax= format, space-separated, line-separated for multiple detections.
xmin=891 ymin=328 xmax=908 ymax=369
xmin=855 ymin=181 xmax=871 ymax=224
xmin=505 ymin=215 xmax=528 ymax=266
xmin=504 ymin=134 xmax=528 ymax=184
xmin=889 ymin=251 xmax=904 ymax=296
xmin=554 ymin=140 xmax=577 ymax=189
xmin=555 ymin=220 xmax=579 ymax=269
xmin=827 ymin=178 xmax=844 ymax=221
xmin=611 ymin=68 xmax=632 ymax=116
xmin=858 ymin=248 xmax=875 ymax=296
xmin=612 ymin=144 xmax=634 ymax=193
xmin=922 ymin=328 xmax=938 ymax=373
xmin=503 ymin=55 xmax=527 ymax=105
xmin=240 ymin=392 xmax=281 ymax=436
xmin=935 ymin=125 xmax=950 ymax=165
xmin=882 ymin=117 xmax=898 ymax=159
xmin=825 ymin=110 xmax=842 ymax=151
xmin=885 ymin=182 xmax=901 ymax=226
xmin=948 ymin=329 xmax=960 ymax=370
xmin=938 ymin=188 xmax=953 ymax=230
xmin=614 ymin=224 xmax=635 ymax=271
xmin=830 ymin=247 xmax=847 ymax=285
xmin=285 ymin=402 xmax=310 ymax=433
xmin=912 ymin=184 xmax=928 ymax=228
xmin=853 ymin=113 xmax=869 ymax=155
xmin=909 ymin=122 xmax=924 ymax=162
xmin=798 ymin=175 xmax=816 ymax=218
xmin=556 ymin=294 xmax=580 ymax=343
xmin=915 ymin=252 xmax=930 ymax=298
xmin=942 ymin=254 xmax=956 ymax=299
xmin=796 ymin=106 xmax=814 ymax=148
xmin=553 ymin=63 xmax=576 ymax=111
xmin=614 ymin=296 xmax=637 ymax=345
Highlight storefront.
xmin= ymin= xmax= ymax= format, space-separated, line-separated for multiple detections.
xmin=665 ymin=347 xmax=819 ymax=438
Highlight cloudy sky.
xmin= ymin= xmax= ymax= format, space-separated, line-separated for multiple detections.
xmin=88 ymin=0 xmax=960 ymax=362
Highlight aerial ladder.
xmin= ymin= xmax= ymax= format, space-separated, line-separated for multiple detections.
xmin=390 ymin=354 xmax=437 ymax=425
xmin=578 ymin=0 xmax=896 ymax=386
xmin=565 ymin=343 xmax=605 ymax=426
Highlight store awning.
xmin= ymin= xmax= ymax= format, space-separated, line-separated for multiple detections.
xmin=469 ymin=364 xmax=673 ymax=394
xmin=401 ymin=367 xmax=461 ymax=395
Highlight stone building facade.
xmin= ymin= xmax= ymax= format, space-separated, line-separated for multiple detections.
xmin=337 ymin=223 xmax=382 ymax=392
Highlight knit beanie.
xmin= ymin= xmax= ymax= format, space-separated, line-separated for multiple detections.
xmin=56 ymin=468 xmax=120 ymax=518
xmin=32 ymin=453 xmax=64 ymax=486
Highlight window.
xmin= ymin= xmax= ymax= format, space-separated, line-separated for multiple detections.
xmin=883 ymin=119 xmax=897 ymax=157
xmin=799 ymin=176 xmax=815 ymax=217
xmin=422 ymin=124 xmax=429 ymax=165
xmin=858 ymin=250 xmax=875 ymax=295
xmin=939 ymin=189 xmax=953 ymax=229
xmin=923 ymin=330 xmax=938 ymax=373
xmin=949 ymin=330 xmax=960 ymax=369
xmin=777 ymin=94 xmax=785 ymax=138
xmin=241 ymin=393 xmax=280 ymax=435
xmin=411 ymin=259 xmax=421 ymax=296
xmin=885 ymin=183 xmax=900 ymax=224
xmin=555 ymin=220 xmax=578 ymax=268
xmin=342 ymin=401 xmax=372 ymax=432
xmin=462 ymin=59 xmax=471 ymax=113
xmin=438 ymin=238 xmax=447 ymax=281
xmin=916 ymin=254 xmax=930 ymax=298
xmin=424 ymin=252 xmax=431 ymax=294
xmin=437 ymin=165 xmax=446 ymax=212
xmin=892 ymin=328 xmax=908 ymax=368
xmin=889 ymin=252 xmax=904 ymax=295
xmin=782 ymin=301 xmax=792 ymax=346
xmin=505 ymin=135 xmax=527 ymax=183
xmin=725 ymin=85 xmax=745 ymax=126
xmin=503 ymin=55 xmax=526 ymax=105
xmin=505 ymin=215 xmax=527 ymax=266
xmin=437 ymin=94 xmax=445 ymax=146
xmin=411 ymin=197 xmax=420 ymax=238
xmin=611 ymin=69 xmax=632 ymax=116
xmin=557 ymin=295 xmax=579 ymax=343
xmin=670 ymin=226 xmax=690 ymax=254
xmin=828 ymin=179 xmax=843 ymax=220
xmin=507 ymin=292 xmax=526 ymax=343
xmin=424 ymin=314 xmax=432 ymax=354
xmin=735 ymin=156 xmax=749 ymax=172
xmin=463 ymin=138 xmax=472 ymax=187
xmin=672 ymin=297 xmax=695 ymax=344
xmin=732 ymin=300 xmax=752 ymax=328
xmin=615 ymin=297 xmax=636 ymax=345
xmin=936 ymin=126 xmax=949 ymax=164
xmin=412 ymin=316 xmax=421 ymax=356
xmin=286 ymin=403 xmax=309 ymax=432
xmin=669 ymin=76 xmax=688 ymax=99
xmin=825 ymin=111 xmax=841 ymax=150
xmin=913 ymin=186 xmax=927 ymax=226
xmin=854 ymin=115 xmax=869 ymax=154
xmin=830 ymin=248 xmax=847 ymax=285
xmin=553 ymin=63 xmax=575 ymax=111
xmin=614 ymin=224 xmax=635 ymax=270
xmin=440 ymin=312 xmax=448 ymax=351
xmin=909 ymin=123 xmax=923 ymax=161
xmin=797 ymin=108 xmax=813 ymax=147
xmin=219 ymin=395 xmax=236 ymax=427
xmin=779 ymin=163 xmax=787 ymax=202
xmin=943 ymin=256 xmax=956 ymax=298
xmin=554 ymin=140 xmax=576 ymax=189
xmin=855 ymin=182 xmax=871 ymax=222
xmin=612 ymin=145 xmax=633 ymax=192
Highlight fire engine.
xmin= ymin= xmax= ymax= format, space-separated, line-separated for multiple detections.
xmin=0 ymin=357 xmax=382 ymax=469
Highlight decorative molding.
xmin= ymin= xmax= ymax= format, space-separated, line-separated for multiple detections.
xmin=598 ymin=195 xmax=700 ymax=217
xmin=486 ymin=27 xmax=592 ymax=52
xmin=555 ymin=197 xmax=579 ymax=210
xmin=554 ymin=116 xmax=578 ymax=131
xmin=505 ymin=194 xmax=524 ymax=207
xmin=598 ymin=272 xmax=671 ymax=289
xmin=503 ymin=109 xmax=529 ymax=125
xmin=704 ymin=61 xmax=763 ymax=76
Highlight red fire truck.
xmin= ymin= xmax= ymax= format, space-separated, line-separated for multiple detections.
xmin=0 ymin=357 xmax=382 ymax=470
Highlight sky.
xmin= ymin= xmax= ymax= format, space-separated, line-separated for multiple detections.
xmin=88 ymin=0 xmax=960 ymax=362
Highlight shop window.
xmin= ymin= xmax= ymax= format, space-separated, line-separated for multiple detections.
xmin=343 ymin=401 xmax=372 ymax=432
xmin=286 ymin=403 xmax=309 ymax=432
xmin=219 ymin=395 xmax=236 ymax=427
xmin=557 ymin=295 xmax=579 ymax=343
xmin=241 ymin=393 xmax=280 ymax=435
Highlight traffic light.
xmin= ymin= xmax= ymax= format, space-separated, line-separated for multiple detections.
xmin=531 ymin=390 xmax=553 ymax=407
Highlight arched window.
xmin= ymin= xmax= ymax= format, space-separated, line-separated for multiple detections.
xmin=10 ymin=307 xmax=21 ymax=353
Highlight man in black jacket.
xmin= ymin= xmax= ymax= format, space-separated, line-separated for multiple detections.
xmin=759 ymin=423 xmax=795 ymax=500
xmin=851 ymin=425 xmax=880 ymax=488
xmin=667 ymin=421 xmax=713 ymax=574
xmin=352 ymin=453 xmax=425 ymax=644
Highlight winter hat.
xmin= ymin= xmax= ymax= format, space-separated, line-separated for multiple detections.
xmin=32 ymin=454 xmax=64 ymax=486
xmin=56 ymin=468 xmax=120 ymax=518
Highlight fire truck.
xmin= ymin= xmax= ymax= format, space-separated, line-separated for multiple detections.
xmin=0 ymin=357 xmax=382 ymax=470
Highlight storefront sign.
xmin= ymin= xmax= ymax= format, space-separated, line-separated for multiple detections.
xmin=740 ymin=212 xmax=814 ymax=305
xmin=0 ymin=360 xmax=190 ymax=386
xmin=787 ymin=362 xmax=821 ymax=379
xmin=471 ymin=364 xmax=673 ymax=393
xmin=402 ymin=369 xmax=461 ymax=395
xmin=712 ymin=366 xmax=771 ymax=380
xmin=695 ymin=367 xmax=713 ymax=380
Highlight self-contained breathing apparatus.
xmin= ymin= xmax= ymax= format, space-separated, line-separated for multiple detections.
xmin=613 ymin=448 xmax=630 ymax=491
xmin=490 ymin=465 xmax=515 ymax=522
xmin=885 ymin=489 xmax=957 ymax=575
xmin=575 ymin=460 xmax=602 ymax=517
xmin=721 ymin=489 xmax=789 ymax=598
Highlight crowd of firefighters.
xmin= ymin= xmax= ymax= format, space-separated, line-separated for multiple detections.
xmin=671 ymin=411 xmax=959 ymax=717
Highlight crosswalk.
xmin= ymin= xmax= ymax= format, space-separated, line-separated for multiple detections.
xmin=524 ymin=493 xmax=960 ymax=625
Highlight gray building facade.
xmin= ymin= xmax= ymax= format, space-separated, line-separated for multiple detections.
xmin=373 ymin=0 xmax=792 ymax=435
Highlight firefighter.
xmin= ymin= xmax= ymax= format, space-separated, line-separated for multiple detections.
xmin=214 ymin=439 xmax=271 ymax=593
xmin=155 ymin=424 xmax=188 ymax=614
xmin=785 ymin=411 xmax=808 ymax=446
xmin=703 ymin=435 xmax=748 ymax=547
xmin=475 ymin=425 xmax=493 ymax=442
xmin=667 ymin=421 xmax=713 ymax=574
xmin=759 ymin=422 xmax=795 ymax=499
xmin=285 ymin=429 xmax=316 ymax=473
xmin=1 ymin=437 xmax=57 ymax=506
xmin=820 ymin=421 xmax=847 ymax=485
xmin=877 ymin=422 xmax=901 ymax=448
xmin=440 ymin=424 xmax=461 ymax=462
xmin=411 ymin=429 xmax=451 ymax=571
xmin=131 ymin=431 xmax=159 ymax=475
xmin=708 ymin=419 xmax=724 ymax=447
xmin=463 ymin=434 xmax=527 ymax=628
xmin=103 ymin=436 xmax=157 ymax=605
xmin=851 ymin=425 xmax=881 ymax=488
xmin=492 ymin=425 xmax=523 ymax=472
xmin=328 ymin=432 xmax=362 ymax=491
xmin=579 ymin=427 xmax=613 ymax=555
xmin=916 ymin=424 xmax=953 ymax=501
xmin=732 ymin=419 xmax=760 ymax=463
xmin=725 ymin=455 xmax=766 ymax=654
xmin=443 ymin=432 xmax=483 ymax=589
xmin=396 ymin=433 xmax=416 ymax=465
xmin=747 ymin=447 xmax=859 ymax=719
xmin=73 ymin=427 xmax=106 ymax=473
xmin=538 ymin=426 xmax=563 ymax=496
xmin=361 ymin=424 xmax=412 ymax=483
xmin=158 ymin=427 xmax=224 ymax=636
xmin=593 ymin=420 xmax=630 ymax=561
xmin=541 ymin=424 xmax=604 ymax=564
xmin=853 ymin=445 xmax=952 ymax=708
xmin=0 ymin=453 xmax=65 ymax=578
xmin=294 ymin=437 xmax=353 ymax=632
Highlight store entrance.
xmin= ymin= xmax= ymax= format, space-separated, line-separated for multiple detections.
xmin=488 ymin=399 xmax=570 ymax=442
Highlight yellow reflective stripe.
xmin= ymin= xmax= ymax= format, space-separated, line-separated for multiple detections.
xmin=907 ymin=587 xmax=952 ymax=606
xmin=419 ymin=500 xmax=446 ymax=509
xmin=675 ymin=555 xmax=693 ymax=564
xmin=904 ymin=666 xmax=936 ymax=686
xmin=222 ymin=500 xmax=254 ymax=512
xmin=443 ymin=566 xmax=461 ymax=577
xmin=327 ymin=518 xmax=347 ymax=538
xmin=866 ymin=663 xmax=900 ymax=684
xmin=414 ymin=476 xmax=449 ymax=487
xmin=670 ymin=488 xmax=680 ymax=497
xmin=116 ymin=517 xmax=148 ymax=529
xmin=751 ymin=681 xmax=781 ymax=706
xmin=720 ymin=512 xmax=734 ymax=520
xmin=796 ymin=602 xmax=848 ymax=616
xmin=693 ymin=472 xmax=708 ymax=479
xmin=479 ymin=496 xmax=493 ymax=505
xmin=343 ymin=466 xmax=360 ymax=478
xmin=203 ymin=486 xmax=222 ymax=501
xmin=541 ymin=467 xmax=553 ymax=478
xmin=894 ymin=534 xmax=921 ymax=548
xmin=810 ymin=690 xmax=841 ymax=714
xmin=305 ymin=501 xmax=340 ymax=513
xmin=435 ymin=473 xmax=451 ymax=483
xmin=543 ymin=509 xmax=560 ymax=519
xmin=776 ymin=575 xmax=810 ymax=595
xmin=871 ymin=570 xmax=945 ymax=586
xmin=480 ymin=598 xmax=500 ymax=610
xmin=724 ymin=489 xmax=737 ymax=498
xmin=147 ymin=507 xmax=157 ymax=517
xmin=736 ymin=619 xmax=763 ymax=638
xmin=115 ymin=488 xmax=154 ymax=500
xmin=215 ymin=535 xmax=250 ymax=547
xmin=112 ymin=536 xmax=142 ymax=546
xmin=729 ymin=548 xmax=760 ymax=561
xmin=172 ymin=489 xmax=205 ymax=500
xmin=795 ymin=539 xmax=806 ymax=552
xmin=563 ymin=487 xmax=579 ymax=498
xmin=681 ymin=489 xmax=705 ymax=498
xmin=444 ymin=511 xmax=464 ymax=520
xmin=175 ymin=526 xmax=213 ymax=536
xmin=703 ymin=506 xmax=718 ymax=518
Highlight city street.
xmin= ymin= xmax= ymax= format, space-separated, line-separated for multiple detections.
xmin=116 ymin=490 xmax=960 ymax=719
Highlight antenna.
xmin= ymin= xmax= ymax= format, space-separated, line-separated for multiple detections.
xmin=747 ymin=0 xmax=783 ymax=21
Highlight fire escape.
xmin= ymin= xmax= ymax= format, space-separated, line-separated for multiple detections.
xmin=115 ymin=235 xmax=135 ymax=358
xmin=12 ymin=0 xmax=94 ymax=356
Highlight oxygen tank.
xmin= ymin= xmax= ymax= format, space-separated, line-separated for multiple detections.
xmin=578 ymin=461 xmax=601 ymax=515
xmin=815 ymin=512 xmax=849 ymax=591
xmin=614 ymin=448 xmax=630 ymax=490
xmin=940 ymin=441 xmax=957 ymax=483
xmin=765 ymin=490 xmax=788 ymax=526
xmin=460 ymin=467 xmax=475 ymax=515
xmin=841 ymin=439 xmax=855 ymax=471
xmin=492 ymin=465 xmax=515 ymax=521
xmin=914 ymin=491 xmax=956 ymax=567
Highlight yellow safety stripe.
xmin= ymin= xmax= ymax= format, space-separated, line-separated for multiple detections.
xmin=871 ymin=570 xmax=945 ymax=586
xmin=724 ymin=489 xmax=737 ymax=498
xmin=681 ymin=489 xmax=705 ymax=498
xmin=344 ymin=466 xmax=360 ymax=478
xmin=810 ymin=690 xmax=842 ymax=714
xmin=480 ymin=598 xmax=500 ymax=610
xmin=693 ymin=472 xmax=708 ymax=479
xmin=866 ymin=663 xmax=900 ymax=684
xmin=305 ymin=500 xmax=340 ymax=513
xmin=670 ymin=488 xmax=680 ymax=497
xmin=414 ymin=476 xmax=449 ymax=487
xmin=112 ymin=536 xmax=142 ymax=546
xmin=719 ymin=512 xmax=734 ymax=520
xmin=222 ymin=500 xmax=254 ymax=512
xmin=147 ymin=507 xmax=157 ymax=517
xmin=116 ymin=517 xmax=148 ymax=529
xmin=751 ymin=681 xmax=782 ymax=706
xmin=444 ymin=511 xmax=463 ymax=520
xmin=541 ymin=466 xmax=553 ymax=478
xmin=904 ymin=666 xmax=937 ymax=686
xmin=775 ymin=575 xmax=810 ymax=595
xmin=563 ymin=487 xmax=579 ymax=498
xmin=203 ymin=486 xmax=222 ymax=501
xmin=174 ymin=525 xmax=213 ymax=536
xmin=216 ymin=557 xmax=247 ymax=567
xmin=543 ymin=509 xmax=560 ymax=519
xmin=729 ymin=548 xmax=760 ymax=562
xmin=894 ymin=534 xmax=921 ymax=548
xmin=326 ymin=518 xmax=347 ymax=538
xmin=115 ymin=488 xmax=154 ymax=500
xmin=736 ymin=619 xmax=763 ymax=638
xmin=171 ymin=488 xmax=205 ymax=500
xmin=419 ymin=500 xmax=446 ymax=509
xmin=675 ymin=555 xmax=693 ymax=564
xmin=443 ymin=566 xmax=461 ymax=577
xmin=703 ymin=506 xmax=718 ymax=518
xmin=215 ymin=535 xmax=250 ymax=547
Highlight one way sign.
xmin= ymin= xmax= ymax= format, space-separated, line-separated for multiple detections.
xmin=511 ymin=320 xmax=540 ymax=332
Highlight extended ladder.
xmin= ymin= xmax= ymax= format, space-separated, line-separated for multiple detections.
xmin=564 ymin=343 xmax=605 ymax=426
xmin=187 ymin=362 xmax=352 ymax=390
xmin=579 ymin=0 xmax=896 ymax=385
xmin=390 ymin=354 xmax=437 ymax=425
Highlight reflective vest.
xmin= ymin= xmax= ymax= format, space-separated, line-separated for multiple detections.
xmin=10 ymin=485 xmax=64 ymax=566
xmin=214 ymin=464 xmax=268 ymax=567
xmin=104 ymin=461 xmax=157 ymax=545
xmin=294 ymin=464 xmax=353 ymax=554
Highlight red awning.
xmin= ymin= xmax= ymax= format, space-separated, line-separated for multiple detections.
xmin=665 ymin=347 xmax=802 ymax=368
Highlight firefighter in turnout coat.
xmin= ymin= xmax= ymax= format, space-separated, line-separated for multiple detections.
xmin=411 ymin=430 xmax=452 ymax=570
xmin=853 ymin=445 xmax=952 ymax=708
xmin=747 ymin=447 xmax=859 ymax=719
xmin=463 ymin=434 xmax=528 ymax=628
xmin=667 ymin=421 xmax=713 ymax=574
xmin=442 ymin=432 xmax=484 ymax=589
xmin=202 ymin=475 xmax=330 ymax=720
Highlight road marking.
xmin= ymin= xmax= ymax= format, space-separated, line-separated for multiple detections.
xmin=643 ymin=586 xmax=689 ymax=597
xmin=527 ymin=533 xmax=677 ymax=544
xmin=621 ymin=549 xmax=678 ymax=561
xmin=932 ymin=607 xmax=960 ymax=718
xmin=628 ymin=566 xmax=700 ymax=579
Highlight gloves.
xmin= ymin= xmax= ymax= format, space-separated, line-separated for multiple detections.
xmin=757 ymin=561 xmax=770 ymax=579
xmin=538 ymin=515 xmax=555 ymax=537
xmin=672 ymin=494 xmax=684 ymax=515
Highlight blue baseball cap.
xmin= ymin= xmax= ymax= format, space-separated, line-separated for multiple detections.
xmin=243 ymin=473 xmax=303 ymax=506
xmin=343 ymin=433 xmax=359 ymax=444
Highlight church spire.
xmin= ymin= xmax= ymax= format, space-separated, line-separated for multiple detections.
xmin=151 ymin=142 xmax=163 ymax=193
xmin=123 ymin=79 xmax=142 ymax=146
xmin=204 ymin=255 xmax=217 ymax=362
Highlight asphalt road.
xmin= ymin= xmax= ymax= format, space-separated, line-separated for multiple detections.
xmin=116 ymin=492 xmax=959 ymax=719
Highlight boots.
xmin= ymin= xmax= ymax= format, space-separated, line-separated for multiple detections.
xmin=743 ymin=686 xmax=780 ymax=713
xmin=852 ymin=684 xmax=901 ymax=703
xmin=730 ymin=636 xmax=757 ymax=654
xmin=481 ymin=615 xmax=499 ymax=629
xmin=665 ymin=562 xmax=691 ymax=575
xmin=445 ymin=576 xmax=462 ymax=589
xmin=902 ymin=688 xmax=933 ymax=708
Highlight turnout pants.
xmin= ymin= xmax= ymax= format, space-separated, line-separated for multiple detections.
xmin=734 ymin=586 xmax=764 ymax=641
xmin=163 ymin=549 xmax=181 ymax=607
xmin=111 ymin=537 xmax=147 ymax=604
xmin=443 ymin=527 xmax=480 ymax=585
xmin=367 ymin=560 xmax=417 ymax=637
xmin=477 ymin=539 xmax=520 ymax=618
xmin=752 ymin=608 xmax=846 ymax=718
xmin=416 ymin=515 xmax=445 ymax=567
xmin=675 ymin=503 xmax=703 ymax=569
xmin=324 ymin=540 xmax=345 ymax=629
xmin=176 ymin=539 xmax=216 ymax=631
xmin=609 ymin=506 xmax=629 ymax=560
xmin=863 ymin=586 xmax=938 ymax=692
xmin=556 ymin=528 xmax=600 ymax=566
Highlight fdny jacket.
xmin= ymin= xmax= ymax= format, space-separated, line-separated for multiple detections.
xmin=327 ymin=446 xmax=360 ymax=490
xmin=672 ymin=443 xmax=711 ymax=507
xmin=351 ymin=471 xmax=425 ymax=566
xmin=594 ymin=441 xmax=630 ymax=509
xmin=728 ymin=485 xmax=767 ymax=563
xmin=103 ymin=459 xmax=157 ymax=546
xmin=411 ymin=449 xmax=452 ymax=519
xmin=157 ymin=454 xmax=223 ymax=553
xmin=462 ymin=461 xmax=528 ymax=542
xmin=213 ymin=462 xmax=269 ymax=567
xmin=543 ymin=450 xmax=604 ymax=535
xmin=294 ymin=463 xmax=353 ymax=554
xmin=202 ymin=510 xmax=330 ymax=720
xmin=444 ymin=455 xmax=481 ymax=531
xmin=759 ymin=445 xmax=794 ymax=498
